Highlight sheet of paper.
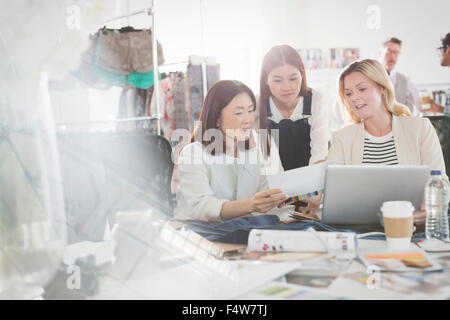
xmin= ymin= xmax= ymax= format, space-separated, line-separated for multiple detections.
xmin=416 ymin=238 xmax=450 ymax=253
xmin=239 ymin=281 xmax=347 ymax=300
xmin=266 ymin=161 xmax=328 ymax=197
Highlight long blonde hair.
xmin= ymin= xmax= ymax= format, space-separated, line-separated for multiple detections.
xmin=338 ymin=59 xmax=411 ymax=123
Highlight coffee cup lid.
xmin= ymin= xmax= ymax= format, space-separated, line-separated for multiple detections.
xmin=381 ymin=201 xmax=414 ymax=217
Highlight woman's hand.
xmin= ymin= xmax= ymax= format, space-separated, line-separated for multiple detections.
xmin=251 ymin=188 xmax=287 ymax=213
xmin=413 ymin=204 xmax=427 ymax=225
xmin=297 ymin=193 xmax=323 ymax=219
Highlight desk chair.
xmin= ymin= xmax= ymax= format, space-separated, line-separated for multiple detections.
xmin=424 ymin=115 xmax=450 ymax=217
xmin=424 ymin=115 xmax=450 ymax=177
xmin=58 ymin=133 xmax=175 ymax=243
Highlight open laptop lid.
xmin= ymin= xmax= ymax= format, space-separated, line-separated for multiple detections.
xmin=322 ymin=165 xmax=430 ymax=226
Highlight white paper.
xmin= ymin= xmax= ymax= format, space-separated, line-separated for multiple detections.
xmin=266 ymin=161 xmax=329 ymax=197
xmin=416 ymin=238 xmax=450 ymax=253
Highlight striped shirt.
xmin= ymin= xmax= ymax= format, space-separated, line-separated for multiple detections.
xmin=362 ymin=131 xmax=399 ymax=165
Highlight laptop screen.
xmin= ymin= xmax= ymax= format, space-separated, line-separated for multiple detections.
xmin=321 ymin=165 xmax=429 ymax=226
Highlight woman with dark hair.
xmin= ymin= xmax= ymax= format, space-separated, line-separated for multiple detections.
xmin=259 ymin=45 xmax=329 ymax=171
xmin=175 ymin=80 xmax=287 ymax=221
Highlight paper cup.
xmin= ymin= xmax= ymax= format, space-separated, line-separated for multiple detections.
xmin=381 ymin=201 xmax=414 ymax=250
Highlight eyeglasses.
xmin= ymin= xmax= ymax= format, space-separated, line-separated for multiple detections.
xmin=437 ymin=46 xmax=445 ymax=51
xmin=386 ymin=49 xmax=401 ymax=56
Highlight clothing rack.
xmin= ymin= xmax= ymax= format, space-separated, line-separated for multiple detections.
xmin=60 ymin=3 xmax=215 ymax=135
xmin=159 ymin=57 xmax=211 ymax=100
xmin=101 ymin=1 xmax=162 ymax=135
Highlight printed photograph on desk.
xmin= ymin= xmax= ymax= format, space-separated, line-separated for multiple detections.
xmin=358 ymin=249 xmax=443 ymax=272
xmin=436 ymin=254 xmax=450 ymax=268
xmin=241 ymin=281 xmax=348 ymax=300
xmin=344 ymin=271 xmax=450 ymax=298
xmin=404 ymin=271 xmax=450 ymax=295
xmin=285 ymin=273 xmax=338 ymax=289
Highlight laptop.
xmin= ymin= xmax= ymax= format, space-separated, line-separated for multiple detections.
xmin=321 ymin=165 xmax=430 ymax=226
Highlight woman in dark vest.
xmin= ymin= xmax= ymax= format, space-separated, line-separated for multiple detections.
xmin=258 ymin=45 xmax=329 ymax=211
xmin=258 ymin=44 xmax=329 ymax=171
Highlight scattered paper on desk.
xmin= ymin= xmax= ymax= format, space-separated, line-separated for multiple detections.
xmin=358 ymin=249 xmax=442 ymax=272
xmin=267 ymin=161 xmax=329 ymax=197
xmin=241 ymin=281 xmax=347 ymax=300
xmin=416 ymin=238 xmax=450 ymax=253
xmin=344 ymin=271 xmax=450 ymax=298
xmin=363 ymin=253 xmax=432 ymax=269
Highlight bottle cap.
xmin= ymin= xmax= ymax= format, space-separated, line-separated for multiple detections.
xmin=431 ymin=170 xmax=441 ymax=175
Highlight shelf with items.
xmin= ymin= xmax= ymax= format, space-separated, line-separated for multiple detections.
xmin=417 ymin=83 xmax=450 ymax=114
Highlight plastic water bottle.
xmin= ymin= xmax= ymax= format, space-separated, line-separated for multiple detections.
xmin=425 ymin=170 xmax=450 ymax=239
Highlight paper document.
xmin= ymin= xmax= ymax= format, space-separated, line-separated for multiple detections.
xmin=416 ymin=238 xmax=450 ymax=253
xmin=267 ymin=161 xmax=328 ymax=197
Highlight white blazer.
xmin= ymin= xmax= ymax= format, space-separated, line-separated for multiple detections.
xmin=175 ymin=139 xmax=284 ymax=221
xmin=327 ymin=115 xmax=450 ymax=200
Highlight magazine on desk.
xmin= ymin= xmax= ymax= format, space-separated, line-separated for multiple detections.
xmin=247 ymin=229 xmax=357 ymax=254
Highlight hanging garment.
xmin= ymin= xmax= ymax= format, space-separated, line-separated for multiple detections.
xmin=75 ymin=30 xmax=164 ymax=89
xmin=187 ymin=64 xmax=203 ymax=127
xmin=93 ymin=31 xmax=162 ymax=89
xmin=117 ymin=87 xmax=148 ymax=119
xmin=72 ymin=33 xmax=112 ymax=90
xmin=172 ymin=72 xmax=190 ymax=131
xmin=206 ymin=64 xmax=220 ymax=90
xmin=128 ymin=70 xmax=161 ymax=89
xmin=148 ymin=81 xmax=171 ymax=140
xmin=96 ymin=29 xmax=165 ymax=75
xmin=186 ymin=63 xmax=220 ymax=128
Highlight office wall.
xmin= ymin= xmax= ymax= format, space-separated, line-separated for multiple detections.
xmin=149 ymin=0 xmax=449 ymax=90
xmin=296 ymin=0 xmax=449 ymax=87
xmin=50 ymin=0 xmax=449 ymax=123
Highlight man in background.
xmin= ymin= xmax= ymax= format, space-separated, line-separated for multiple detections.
xmin=429 ymin=32 xmax=450 ymax=113
xmin=438 ymin=33 xmax=450 ymax=67
xmin=379 ymin=37 xmax=421 ymax=115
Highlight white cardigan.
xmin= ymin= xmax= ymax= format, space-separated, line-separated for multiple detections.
xmin=327 ymin=115 xmax=450 ymax=199
xmin=174 ymin=140 xmax=285 ymax=221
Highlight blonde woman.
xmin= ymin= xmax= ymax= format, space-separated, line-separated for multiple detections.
xmin=327 ymin=59 xmax=449 ymax=225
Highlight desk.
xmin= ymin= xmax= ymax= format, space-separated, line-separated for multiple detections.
xmin=58 ymin=219 xmax=450 ymax=300
xmin=80 ymin=235 xmax=450 ymax=300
